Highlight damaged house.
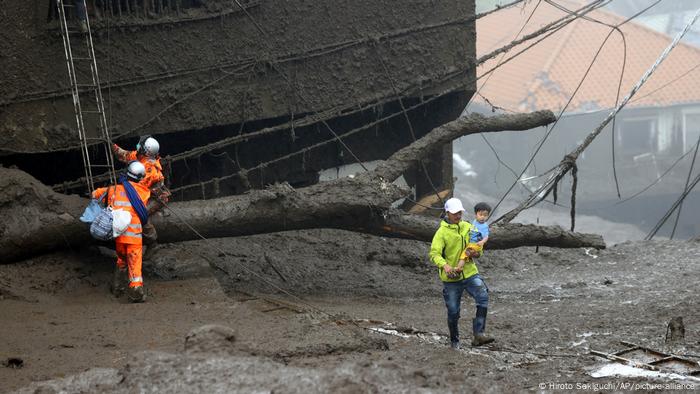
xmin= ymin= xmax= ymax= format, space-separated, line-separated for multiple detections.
xmin=467 ymin=0 xmax=700 ymax=238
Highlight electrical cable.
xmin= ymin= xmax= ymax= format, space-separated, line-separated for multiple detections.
xmin=461 ymin=0 xmax=543 ymax=193
xmin=645 ymin=171 xmax=700 ymax=240
xmin=629 ymin=63 xmax=700 ymax=104
xmin=169 ymin=83 xmax=467 ymax=195
xmin=613 ymin=147 xmax=695 ymax=206
xmin=546 ymin=0 xmax=658 ymax=200
xmin=496 ymin=4 xmax=700 ymax=225
xmin=56 ymin=0 xmax=600 ymax=193
xmin=490 ymin=0 xmax=661 ymax=221
xmin=475 ymin=0 xmax=529 ymax=20
xmin=669 ymin=132 xmax=700 ymax=238
xmin=374 ymin=47 xmax=446 ymax=207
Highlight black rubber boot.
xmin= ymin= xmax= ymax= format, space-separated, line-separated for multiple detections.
xmin=448 ymin=319 xmax=460 ymax=349
xmin=127 ymin=286 xmax=146 ymax=303
xmin=471 ymin=306 xmax=495 ymax=346
xmin=110 ymin=268 xmax=128 ymax=296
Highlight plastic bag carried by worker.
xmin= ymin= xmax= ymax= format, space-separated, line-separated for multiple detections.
xmin=81 ymin=190 xmax=108 ymax=223
xmin=90 ymin=206 xmax=114 ymax=241
xmin=80 ymin=198 xmax=103 ymax=223
xmin=111 ymin=209 xmax=132 ymax=238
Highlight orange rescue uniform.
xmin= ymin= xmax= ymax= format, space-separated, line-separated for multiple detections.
xmin=112 ymin=144 xmax=165 ymax=189
xmin=93 ymin=181 xmax=151 ymax=288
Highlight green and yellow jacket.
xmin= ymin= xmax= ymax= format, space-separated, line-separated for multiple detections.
xmin=429 ymin=219 xmax=482 ymax=282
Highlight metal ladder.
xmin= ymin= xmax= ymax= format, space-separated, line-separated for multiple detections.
xmin=56 ymin=0 xmax=117 ymax=193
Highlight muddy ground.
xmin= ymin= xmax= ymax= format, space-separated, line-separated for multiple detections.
xmin=1 ymin=230 xmax=699 ymax=393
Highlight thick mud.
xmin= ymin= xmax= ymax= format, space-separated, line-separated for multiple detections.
xmin=1 ymin=230 xmax=699 ymax=393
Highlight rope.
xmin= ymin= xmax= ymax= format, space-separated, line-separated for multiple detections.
xmin=542 ymin=0 xmax=641 ymax=200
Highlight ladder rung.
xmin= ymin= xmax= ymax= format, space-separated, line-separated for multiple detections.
xmin=62 ymin=4 xmax=75 ymax=7
xmin=76 ymin=84 xmax=97 ymax=88
xmin=73 ymin=57 xmax=93 ymax=61
xmin=90 ymin=164 xmax=114 ymax=168
xmin=82 ymin=110 xmax=104 ymax=114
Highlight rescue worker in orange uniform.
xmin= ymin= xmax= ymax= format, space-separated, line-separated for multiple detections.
xmin=111 ymin=135 xmax=170 ymax=250
xmin=92 ymin=161 xmax=151 ymax=303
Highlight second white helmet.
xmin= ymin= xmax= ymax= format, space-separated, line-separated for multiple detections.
xmin=127 ymin=161 xmax=146 ymax=181
xmin=137 ymin=136 xmax=160 ymax=157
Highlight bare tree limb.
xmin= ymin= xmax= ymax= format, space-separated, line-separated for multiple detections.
xmin=371 ymin=110 xmax=556 ymax=182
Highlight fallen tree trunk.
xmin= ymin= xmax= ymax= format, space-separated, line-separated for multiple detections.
xmin=0 ymin=164 xmax=602 ymax=264
xmin=0 ymin=110 xmax=603 ymax=264
xmin=373 ymin=209 xmax=605 ymax=249
xmin=152 ymin=188 xmax=603 ymax=250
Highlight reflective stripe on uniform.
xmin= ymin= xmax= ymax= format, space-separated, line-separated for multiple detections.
xmin=113 ymin=201 xmax=132 ymax=207
xmin=128 ymin=223 xmax=142 ymax=229
xmin=122 ymin=231 xmax=142 ymax=238
xmin=130 ymin=276 xmax=143 ymax=283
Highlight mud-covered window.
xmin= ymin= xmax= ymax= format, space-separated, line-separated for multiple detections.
xmin=618 ymin=117 xmax=658 ymax=158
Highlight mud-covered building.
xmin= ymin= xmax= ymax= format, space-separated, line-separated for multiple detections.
xmin=1 ymin=0 xmax=477 ymax=203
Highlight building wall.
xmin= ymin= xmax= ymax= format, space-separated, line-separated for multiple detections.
xmin=0 ymin=0 xmax=476 ymax=155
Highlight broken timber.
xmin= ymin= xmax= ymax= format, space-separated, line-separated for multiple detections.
xmin=591 ymin=341 xmax=700 ymax=376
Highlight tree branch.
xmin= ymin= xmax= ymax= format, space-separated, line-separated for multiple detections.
xmin=371 ymin=110 xmax=556 ymax=182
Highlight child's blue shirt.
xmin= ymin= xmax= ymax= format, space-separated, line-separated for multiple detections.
xmin=470 ymin=220 xmax=489 ymax=243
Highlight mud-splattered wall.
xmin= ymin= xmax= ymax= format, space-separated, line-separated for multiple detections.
xmin=0 ymin=0 xmax=475 ymax=154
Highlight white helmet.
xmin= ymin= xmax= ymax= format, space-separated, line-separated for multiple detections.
xmin=137 ymin=136 xmax=160 ymax=158
xmin=127 ymin=161 xmax=146 ymax=181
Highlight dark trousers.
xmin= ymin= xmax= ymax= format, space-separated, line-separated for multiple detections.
xmin=442 ymin=274 xmax=489 ymax=343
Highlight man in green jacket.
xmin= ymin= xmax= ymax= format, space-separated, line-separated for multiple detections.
xmin=430 ymin=197 xmax=495 ymax=349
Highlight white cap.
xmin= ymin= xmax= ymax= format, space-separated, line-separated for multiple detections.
xmin=444 ymin=197 xmax=465 ymax=214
